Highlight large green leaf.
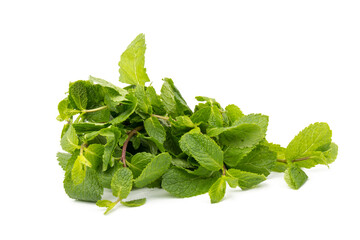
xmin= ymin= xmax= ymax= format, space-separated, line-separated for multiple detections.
xmin=285 ymin=122 xmax=332 ymax=161
xmin=162 ymin=167 xmax=220 ymax=198
xmin=118 ymin=33 xmax=150 ymax=86
xmin=160 ymin=78 xmax=192 ymax=117
xmin=134 ymin=152 xmax=172 ymax=188
xmin=179 ymin=132 xmax=223 ymax=171
xmin=233 ymin=145 xmax=277 ymax=176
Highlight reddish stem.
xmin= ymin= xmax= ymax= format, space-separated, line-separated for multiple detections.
xmin=121 ymin=126 xmax=143 ymax=167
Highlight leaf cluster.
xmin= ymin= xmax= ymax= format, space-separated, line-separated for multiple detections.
xmin=57 ymin=34 xmax=338 ymax=214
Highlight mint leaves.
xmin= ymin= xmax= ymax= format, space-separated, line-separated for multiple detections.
xmin=57 ymin=34 xmax=338 ymax=214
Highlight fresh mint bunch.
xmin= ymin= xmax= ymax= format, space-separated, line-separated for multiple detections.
xmin=57 ymin=33 xmax=338 ymax=213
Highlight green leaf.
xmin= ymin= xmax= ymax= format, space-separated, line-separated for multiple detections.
xmin=134 ymin=152 xmax=172 ymax=188
xmin=118 ymin=33 xmax=150 ymax=86
xmin=104 ymin=201 xmax=118 ymax=214
xmin=322 ymin=142 xmax=338 ymax=164
xmin=99 ymin=127 xmax=121 ymax=171
xmin=146 ymin=86 xmax=165 ymax=115
xmin=223 ymin=146 xmax=254 ymax=168
xmin=207 ymin=123 xmax=263 ymax=148
xmin=185 ymin=166 xmax=214 ymax=177
xmin=96 ymin=200 xmax=113 ymax=208
xmin=60 ymin=125 xmax=80 ymax=153
xmin=208 ymin=105 xmax=223 ymax=128
xmin=111 ymin=168 xmax=133 ymax=200
xmin=191 ymin=106 xmax=211 ymax=124
xmin=57 ymin=152 xmax=72 ymax=171
xmin=234 ymin=114 xmax=269 ymax=136
xmin=89 ymin=75 xmax=127 ymax=96
xmin=98 ymin=161 xmax=121 ymax=189
xmin=68 ymin=81 xmax=88 ymax=110
xmin=225 ymin=104 xmax=244 ymax=124
xmin=262 ymin=142 xmax=287 ymax=172
xmin=128 ymin=152 xmax=154 ymax=178
xmin=121 ymin=198 xmax=146 ymax=207
xmin=71 ymin=156 xmax=87 ymax=185
xmin=57 ymin=98 xmax=80 ymax=121
xmin=226 ymin=169 xmax=266 ymax=190
xmin=179 ymin=132 xmax=223 ymax=171
xmin=110 ymin=96 xmax=137 ymax=125
xmin=84 ymin=106 xmax=110 ymax=123
xmin=134 ymin=85 xmax=152 ymax=115
xmin=162 ymin=167 xmax=220 ymax=198
xmin=264 ymin=142 xmax=286 ymax=159
xmin=72 ymin=122 xmax=109 ymax=133
xmin=171 ymin=158 xmax=194 ymax=169
xmin=64 ymin=166 xmax=103 ymax=202
xmin=284 ymin=165 xmax=308 ymax=190
xmin=233 ymin=145 xmax=277 ymax=176
xmin=208 ymin=176 xmax=226 ymax=203
xmin=84 ymin=144 xmax=104 ymax=169
xmin=144 ymin=116 xmax=166 ymax=144
xmin=285 ymin=122 xmax=332 ymax=161
xmin=160 ymin=78 xmax=192 ymax=117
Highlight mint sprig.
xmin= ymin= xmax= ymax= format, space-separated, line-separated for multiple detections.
xmin=57 ymin=34 xmax=338 ymax=214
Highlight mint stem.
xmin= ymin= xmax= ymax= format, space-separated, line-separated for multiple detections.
xmin=151 ymin=114 xmax=170 ymax=121
xmin=121 ymin=126 xmax=143 ymax=167
xmin=277 ymin=157 xmax=311 ymax=163
xmin=222 ymin=165 xmax=227 ymax=175
xmin=82 ymin=105 xmax=108 ymax=113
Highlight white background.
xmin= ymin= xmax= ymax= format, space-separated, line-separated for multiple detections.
xmin=1 ymin=1 xmax=359 ymax=239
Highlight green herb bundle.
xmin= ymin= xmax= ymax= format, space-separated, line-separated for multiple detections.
xmin=57 ymin=34 xmax=338 ymax=214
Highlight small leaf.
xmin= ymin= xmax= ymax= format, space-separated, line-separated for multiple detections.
xmin=226 ymin=169 xmax=266 ymax=190
xmin=121 ymin=198 xmax=146 ymax=207
xmin=144 ymin=116 xmax=166 ymax=144
xmin=134 ymin=85 xmax=152 ymax=115
xmin=72 ymin=122 xmax=109 ymax=134
xmin=284 ymin=165 xmax=308 ymax=190
xmin=223 ymin=146 xmax=254 ymax=168
xmin=191 ymin=106 xmax=211 ymax=124
xmin=84 ymin=144 xmax=104 ymax=169
xmin=60 ymin=125 xmax=80 ymax=153
xmin=57 ymin=98 xmax=80 ymax=121
xmin=208 ymin=176 xmax=226 ymax=203
xmin=111 ymin=168 xmax=133 ymax=200
xmin=96 ymin=200 xmax=113 ymax=208
xmin=134 ymin=152 xmax=172 ymax=188
xmin=225 ymin=104 xmax=244 ymax=124
xmin=71 ymin=156 xmax=86 ymax=185
xmin=104 ymin=201 xmax=118 ymax=215
xmin=68 ymin=81 xmax=88 ymax=110
xmin=110 ymin=96 xmax=137 ymax=125
xmin=99 ymin=127 xmax=121 ymax=171
xmin=89 ymin=75 xmax=127 ymax=96
xmin=128 ymin=152 xmax=154 ymax=178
